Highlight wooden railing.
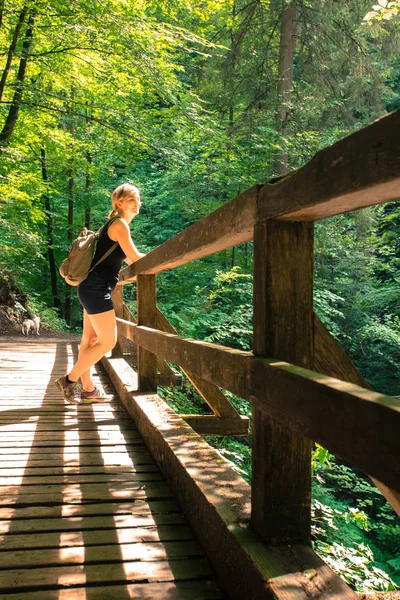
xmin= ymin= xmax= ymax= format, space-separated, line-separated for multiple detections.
xmin=110 ymin=109 xmax=399 ymax=599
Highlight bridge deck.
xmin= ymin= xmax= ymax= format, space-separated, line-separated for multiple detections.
xmin=0 ymin=338 xmax=224 ymax=600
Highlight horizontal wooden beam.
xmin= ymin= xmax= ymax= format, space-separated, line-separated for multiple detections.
xmin=314 ymin=313 xmax=400 ymax=518
xmin=314 ymin=313 xmax=369 ymax=388
xmin=260 ymin=110 xmax=400 ymax=222
xmin=119 ymin=314 xmax=243 ymax=419
xmin=156 ymin=308 xmax=241 ymax=419
xmin=118 ymin=110 xmax=399 ymax=281
xmin=119 ymin=186 xmax=258 ymax=282
xmin=120 ymin=320 xmax=400 ymax=493
xmin=101 ymin=356 xmax=356 ymax=600
xmin=158 ymin=373 xmax=182 ymax=386
xmin=180 ymin=415 xmax=249 ymax=436
xmin=122 ymin=304 xmax=180 ymax=384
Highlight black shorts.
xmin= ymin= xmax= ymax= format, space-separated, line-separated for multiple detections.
xmin=77 ymin=271 xmax=114 ymax=315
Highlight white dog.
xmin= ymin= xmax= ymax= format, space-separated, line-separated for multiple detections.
xmin=32 ymin=316 xmax=40 ymax=335
xmin=22 ymin=316 xmax=40 ymax=336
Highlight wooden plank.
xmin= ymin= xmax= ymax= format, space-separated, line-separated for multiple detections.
xmin=0 ymin=526 xmax=193 ymax=546
xmin=0 ymin=427 xmax=137 ymax=435
xmin=118 ymin=317 xmax=137 ymax=347
xmin=0 ymin=444 xmax=146 ymax=454
xmin=0 ymin=499 xmax=180 ymax=520
xmin=314 ymin=312 xmax=400 ymax=518
xmin=102 ymin=356 xmax=357 ymax=600
xmin=123 ymin=303 xmax=180 ymax=383
xmin=0 ymin=465 xmax=159 ymax=477
xmin=137 ymin=274 xmax=158 ymax=391
xmin=260 ymin=109 xmax=400 ymax=222
xmin=0 ymin=424 xmax=138 ymax=432
xmin=0 ymin=557 xmax=214 ymax=590
xmin=181 ymin=415 xmax=249 ymax=436
xmin=0 ymin=472 xmax=163 ymax=485
xmin=0 ymin=397 xmax=118 ymax=402
xmin=0 ymin=540 xmax=205 ymax=569
xmin=0 ymin=416 xmax=131 ymax=424
xmin=0 ymin=527 xmax=193 ymax=548
xmin=123 ymin=302 xmax=137 ymax=324
xmin=0 ymin=481 xmax=171 ymax=497
xmin=0 ymin=448 xmax=151 ymax=460
xmin=158 ymin=373 xmax=183 ymax=386
xmin=0 ymin=581 xmax=224 ymax=600
xmin=0 ymin=513 xmax=187 ymax=534
xmin=314 ymin=313 xmax=369 ymax=388
xmin=0 ymin=433 xmax=141 ymax=442
xmin=0 ymin=482 xmax=174 ymax=505
xmin=157 ymin=308 xmax=242 ymax=420
xmin=119 ymin=186 xmax=258 ymax=282
xmin=111 ymin=286 xmax=124 ymax=356
xmin=0 ymin=454 xmax=155 ymax=468
xmin=123 ymin=312 xmax=139 ymax=357
xmin=120 ymin=316 xmax=248 ymax=426
xmin=0 ymin=437 xmax=143 ymax=446
xmin=0 ymin=405 xmax=122 ymax=412
xmin=124 ymin=325 xmax=400 ymax=493
xmin=251 ymin=220 xmax=313 ymax=542
xmin=0 ymin=420 xmax=128 ymax=428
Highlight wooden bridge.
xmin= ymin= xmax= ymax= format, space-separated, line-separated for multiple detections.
xmin=0 ymin=109 xmax=399 ymax=599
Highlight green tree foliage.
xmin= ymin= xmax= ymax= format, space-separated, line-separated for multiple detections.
xmin=315 ymin=208 xmax=400 ymax=395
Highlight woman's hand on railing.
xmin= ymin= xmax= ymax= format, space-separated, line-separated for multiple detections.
xmin=124 ymin=252 xmax=146 ymax=266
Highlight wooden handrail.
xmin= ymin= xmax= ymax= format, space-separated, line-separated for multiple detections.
xmin=116 ymin=318 xmax=400 ymax=494
xmin=119 ymin=109 xmax=400 ymax=284
xmin=156 ymin=307 xmax=243 ymax=420
xmin=112 ymin=112 xmax=400 ymax=596
xmin=116 ymin=308 xmax=249 ymax=435
xmin=315 ymin=313 xmax=400 ymax=516
xmin=259 ymin=109 xmax=400 ymax=221
xmin=119 ymin=186 xmax=258 ymax=283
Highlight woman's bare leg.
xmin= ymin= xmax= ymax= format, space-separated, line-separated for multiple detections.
xmin=68 ymin=309 xmax=117 ymax=383
xmin=78 ymin=310 xmax=99 ymax=392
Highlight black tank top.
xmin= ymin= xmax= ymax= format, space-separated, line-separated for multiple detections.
xmin=91 ymin=217 xmax=126 ymax=287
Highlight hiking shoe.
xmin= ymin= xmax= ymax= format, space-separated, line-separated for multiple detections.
xmin=55 ymin=375 xmax=81 ymax=404
xmin=80 ymin=386 xmax=107 ymax=404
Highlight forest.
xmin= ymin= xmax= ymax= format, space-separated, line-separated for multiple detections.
xmin=1 ymin=0 xmax=400 ymax=594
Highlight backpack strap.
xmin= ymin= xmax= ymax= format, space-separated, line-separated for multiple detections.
xmin=88 ymin=242 xmax=118 ymax=273
xmin=88 ymin=216 xmax=120 ymax=273
xmin=95 ymin=215 xmax=119 ymax=237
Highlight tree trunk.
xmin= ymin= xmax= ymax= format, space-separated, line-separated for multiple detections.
xmin=64 ymin=163 xmax=74 ymax=325
xmin=0 ymin=0 xmax=4 ymax=28
xmin=0 ymin=5 xmax=28 ymax=103
xmin=84 ymin=151 xmax=92 ymax=228
xmin=40 ymin=147 xmax=62 ymax=315
xmin=0 ymin=11 xmax=34 ymax=150
xmin=227 ymin=1 xmax=238 ymax=139
xmin=63 ymin=90 xmax=76 ymax=326
xmin=275 ymin=2 xmax=296 ymax=176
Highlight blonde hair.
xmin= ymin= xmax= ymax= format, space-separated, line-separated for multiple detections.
xmin=108 ymin=183 xmax=140 ymax=219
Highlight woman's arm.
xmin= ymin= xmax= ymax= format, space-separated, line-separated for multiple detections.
xmin=107 ymin=218 xmax=145 ymax=263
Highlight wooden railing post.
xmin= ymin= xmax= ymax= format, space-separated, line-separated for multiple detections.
xmin=251 ymin=219 xmax=314 ymax=543
xmin=137 ymin=274 xmax=157 ymax=392
xmin=111 ymin=286 xmax=124 ymax=357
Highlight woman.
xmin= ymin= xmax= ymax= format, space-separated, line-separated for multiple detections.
xmin=55 ymin=183 xmax=145 ymax=404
